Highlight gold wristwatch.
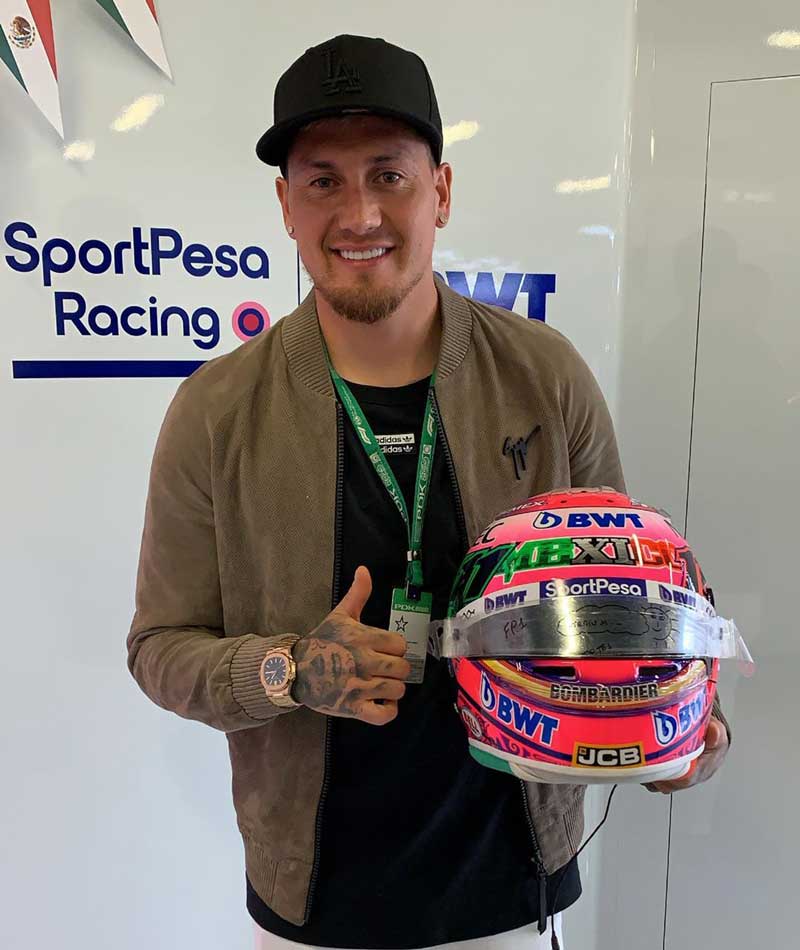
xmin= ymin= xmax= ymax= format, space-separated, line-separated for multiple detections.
xmin=258 ymin=635 xmax=301 ymax=708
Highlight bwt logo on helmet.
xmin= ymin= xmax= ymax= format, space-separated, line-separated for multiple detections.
xmin=3 ymin=221 xmax=271 ymax=351
xmin=533 ymin=510 xmax=645 ymax=530
xmin=652 ymin=711 xmax=678 ymax=746
xmin=483 ymin=590 xmax=528 ymax=612
xmin=480 ymin=672 xmax=559 ymax=745
xmin=657 ymin=584 xmax=701 ymax=610
xmin=652 ymin=697 xmax=705 ymax=747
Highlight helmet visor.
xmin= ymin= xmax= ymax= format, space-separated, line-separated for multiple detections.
xmin=431 ymin=593 xmax=747 ymax=664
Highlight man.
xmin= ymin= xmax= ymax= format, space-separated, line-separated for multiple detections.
xmin=127 ymin=34 xmax=729 ymax=950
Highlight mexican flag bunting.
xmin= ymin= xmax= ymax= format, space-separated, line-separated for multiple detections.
xmin=0 ymin=0 xmax=62 ymax=136
xmin=94 ymin=0 xmax=171 ymax=78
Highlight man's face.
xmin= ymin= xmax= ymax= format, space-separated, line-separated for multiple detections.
xmin=275 ymin=115 xmax=451 ymax=323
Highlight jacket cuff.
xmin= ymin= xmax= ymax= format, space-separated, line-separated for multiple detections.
xmin=230 ymin=635 xmax=296 ymax=720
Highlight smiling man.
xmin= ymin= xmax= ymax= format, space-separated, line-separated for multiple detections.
xmin=127 ymin=33 xmax=729 ymax=950
xmin=272 ymin=102 xmax=449 ymax=391
xmin=277 ymin=118 xmax=441 ymax=327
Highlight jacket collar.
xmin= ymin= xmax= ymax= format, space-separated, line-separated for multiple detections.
xmin=281 ymin=273 xmax=473 ymax=396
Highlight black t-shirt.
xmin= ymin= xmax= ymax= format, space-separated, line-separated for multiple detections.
xmin=247 ymin=376 xmax=580 ymax=949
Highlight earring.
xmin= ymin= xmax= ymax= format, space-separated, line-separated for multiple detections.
xmin=287 ymin=226 xmax=295 ymax=235
xmin=438 ymin=213 xmax=448 ymax=225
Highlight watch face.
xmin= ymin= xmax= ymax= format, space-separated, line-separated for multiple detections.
xmin=262 ymin=654 xmax=289 ymax=689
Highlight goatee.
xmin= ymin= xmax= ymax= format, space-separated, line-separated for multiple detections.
xmin=306 ymin=264 xmax=425 ymax=325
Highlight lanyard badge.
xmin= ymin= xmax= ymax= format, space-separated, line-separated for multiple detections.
xmin=389 ymin=587 xmax=433 ymax=683
xmin=325 ymin=349 xmax=437 ymax=684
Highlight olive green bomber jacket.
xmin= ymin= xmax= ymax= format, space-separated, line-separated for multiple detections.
xmin=127 ymin=275 xmax=727 ymax=926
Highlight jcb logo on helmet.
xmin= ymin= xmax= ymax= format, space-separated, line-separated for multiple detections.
xmin=573 ymin=743 xmax=644 ymax=768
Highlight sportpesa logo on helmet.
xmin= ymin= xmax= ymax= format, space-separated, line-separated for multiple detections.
xmin=431 ymin=488 xmax=750 ymax=785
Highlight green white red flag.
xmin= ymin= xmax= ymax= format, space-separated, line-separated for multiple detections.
xmin=94 ymin=0 xmax=171 ymax=78
xmin=0 ymin=0 xmax=62 ymax=136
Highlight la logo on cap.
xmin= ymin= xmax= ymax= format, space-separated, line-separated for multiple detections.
xmin=321 ymin=46 xmax=362 ymax=96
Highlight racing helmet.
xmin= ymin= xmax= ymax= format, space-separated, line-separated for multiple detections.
xmin=432 ymin=488 xmax=746 ymax=784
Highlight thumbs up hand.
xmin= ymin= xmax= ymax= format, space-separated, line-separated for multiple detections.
xmin=292 ymin=566 xmax=411 ymax=725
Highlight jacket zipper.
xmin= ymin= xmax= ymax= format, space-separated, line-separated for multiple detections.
xmin=520 ymin=781 xmax=550 ymax=935
xmin=433 ymin=391 xmax=550 ymax=934
xmin=302 ymin=403 xmax=345 ymax=925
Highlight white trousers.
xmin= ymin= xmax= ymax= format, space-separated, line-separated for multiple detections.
xmin=253 ymin=914 xmax=563 ymax=950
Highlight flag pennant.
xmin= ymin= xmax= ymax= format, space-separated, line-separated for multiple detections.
xmin=94 ymin=0 xmax=171 ymax=78
xmin=0 ymin=0 xmax=62 ymax=136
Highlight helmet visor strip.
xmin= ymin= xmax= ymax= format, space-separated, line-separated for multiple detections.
xmin=430 ymin=594 xmax=752 ymax=671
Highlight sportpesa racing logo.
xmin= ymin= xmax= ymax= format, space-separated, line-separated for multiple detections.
xmin=3 ymin=221 xmax=272 ymax=350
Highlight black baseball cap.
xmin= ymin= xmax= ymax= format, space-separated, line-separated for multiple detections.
xmin=255 ymin=34 xmax=443 ymax=168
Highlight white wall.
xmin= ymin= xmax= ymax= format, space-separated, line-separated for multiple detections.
xmin=3 ymin=0 xmax=791 ymax=947
xmin=613 ymin=3 xmax=800 ymax=948
xmin=0 ymin=2 xmax=632 ymax=949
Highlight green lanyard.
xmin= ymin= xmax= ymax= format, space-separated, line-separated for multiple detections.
xmin=324 ymin=350 xmax=437 ymax=596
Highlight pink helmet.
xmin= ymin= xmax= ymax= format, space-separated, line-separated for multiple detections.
xmin=433 ymin=488 xmax=747 ymax=784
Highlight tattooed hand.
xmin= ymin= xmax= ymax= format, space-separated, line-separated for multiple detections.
xmin=292 ymin=566 xmax=411 ymax=726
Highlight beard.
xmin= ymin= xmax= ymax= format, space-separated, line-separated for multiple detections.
xmin=304 ymin=258 xmax=425 ymax=325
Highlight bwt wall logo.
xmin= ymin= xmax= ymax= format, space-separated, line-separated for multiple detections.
xmin=4 ymin=220 xmax=556 ymax=379
xmin=433 ymin=271 xmax=554 ymax=322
